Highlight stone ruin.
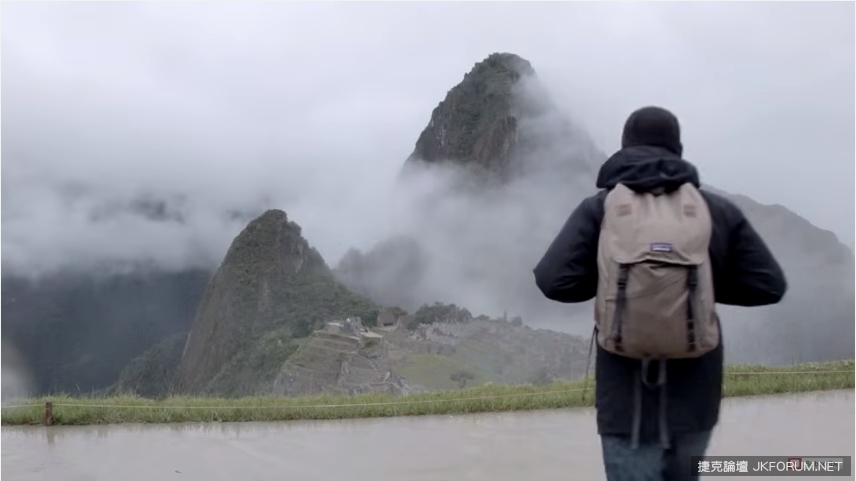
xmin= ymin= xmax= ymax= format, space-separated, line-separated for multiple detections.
xmin=375 ymin=309 xmax=417 ymax=331
xmin=341 ymin=317 xmax=365 ymax=335
xmin=394 ymin=314 xmax=414 ymax=331
xmin=376 ymin=309 xmax=396 ymax=328
xmin=324 ymin=321 xmax=344 ymax=334
xmin=325 ymin=317 xmax=369 ymax=337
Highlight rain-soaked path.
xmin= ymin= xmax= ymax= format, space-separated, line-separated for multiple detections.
xmin=3 ymin=390 xmax=853 ymax=480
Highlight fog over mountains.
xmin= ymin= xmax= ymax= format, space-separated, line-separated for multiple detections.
xmin=2 ymin=2 xmax=852 ymax=397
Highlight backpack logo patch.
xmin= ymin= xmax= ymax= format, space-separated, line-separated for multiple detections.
xmin=650 ymin=242 xmax=673 ymax=253
xmin=683 ymin=204 xmax=697 ymax=217
xmin=616 ymin=204 xmax=632 ymax=217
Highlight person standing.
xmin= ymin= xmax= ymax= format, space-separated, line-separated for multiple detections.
xmin=533 ymin=106 xmax=787 ymax=481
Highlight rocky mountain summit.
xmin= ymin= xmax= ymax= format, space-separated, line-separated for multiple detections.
xmin=402 ymin=53 xmax=533 ymax=185
xmin=335 ymin=53 xmax=604 ymax=318
xmin=401 ymin=52 xmax=602 ymax=188
xmin=338 ymin=52 xmax=854 ymax=365
xmin=172 ymin=209 xmax=380 ymax=394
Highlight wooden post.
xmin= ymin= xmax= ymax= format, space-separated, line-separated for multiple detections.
xmin=44 ymin=401 xmax=53 ymax=426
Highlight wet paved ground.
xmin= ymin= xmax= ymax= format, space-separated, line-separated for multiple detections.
xmin=3 ymin=389 xmax=853 ymax=480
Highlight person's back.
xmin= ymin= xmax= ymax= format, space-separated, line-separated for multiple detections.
xmin=533 ymin=106 xmax=787 ymax=481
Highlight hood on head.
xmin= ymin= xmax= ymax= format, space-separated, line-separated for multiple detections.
xmin=621 ymin=106 xmax=683 ymax=157
xmin=596 ymin=145 xmax=700 ymax=194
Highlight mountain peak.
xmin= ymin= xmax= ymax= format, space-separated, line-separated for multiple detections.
xmin=174 ymin=209 xmax=331 ymax=393
xmin=402 ymin=52 xmax=601 ymax=188
xmin=466 ymin=52 xmax=535 ymax=79
xmin=402 ymin=53 xmax=535 ymax=181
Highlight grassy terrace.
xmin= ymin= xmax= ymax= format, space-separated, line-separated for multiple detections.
xmin=2 ymin=360 xmax=852 ymax=426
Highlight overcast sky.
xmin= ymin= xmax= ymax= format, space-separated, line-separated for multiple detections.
xmin=2 ymin=1 xmax=853 ymax=275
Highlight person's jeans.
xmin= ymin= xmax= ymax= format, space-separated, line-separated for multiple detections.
xmin=601 ymin=430 xmax=713 ymax=481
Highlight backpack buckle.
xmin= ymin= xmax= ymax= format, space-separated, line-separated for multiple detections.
xmin=686 ymin=266 xmax=698 ymax=288
xmin=616 ymin=265 xmax=631 ymax=290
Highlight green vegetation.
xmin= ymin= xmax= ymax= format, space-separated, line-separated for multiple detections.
xmin=452 ymin=338 xmax=511 ymax=376
xmin=221 ymin=270 xmax=379 ymax=386
xmin=397 ymin=354 xmax=494 ymax=390
xmin=204 ymin=330 xmax=303 ymax=398
xmin=113 ymin=333 xmax=188 ymax=398
xmin=413 ymin=302 xmax=473 ymax=326
xmin=388 ymin=306 xmax=409 ymax=319
xmin=165 ymin=210 xmax=384 ymax=396
xmin=211 ymin=211 xmax=380 ymax=342
xmin=722 ymin=361 xmax=854 ymax=396
xmin=3 ymin=360 xmax=851 ymax=426
xmin=528 ymin=367 xmax=555 ymax=386
xmin=450 ymin=371 xmax=476 ymax=389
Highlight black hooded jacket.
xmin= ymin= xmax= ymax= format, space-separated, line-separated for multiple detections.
xmin=533 ymin=145 xmax=787 ymax=444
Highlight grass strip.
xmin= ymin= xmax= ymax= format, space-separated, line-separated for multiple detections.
xmin=3 ymin=360 xmax=852 ymax=426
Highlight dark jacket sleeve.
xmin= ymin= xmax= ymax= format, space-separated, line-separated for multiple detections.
xmin=713 ymin=200 xmax=788 ymax=306
xmin=533 ymin=193 xmax=604 ymax=303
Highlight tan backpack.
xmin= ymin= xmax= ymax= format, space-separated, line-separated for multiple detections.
xmin=594 ymin=182 xmax=720 ymax=359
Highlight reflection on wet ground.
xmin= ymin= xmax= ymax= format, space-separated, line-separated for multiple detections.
xmin=3 ymin=390 xmax=853 ymax=480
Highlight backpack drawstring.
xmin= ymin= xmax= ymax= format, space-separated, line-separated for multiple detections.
xmin=657 ymin=360 xmax=670 ymax=449
xmin=582 ymin=325 xmax=596 ymax=405
xmin=587 ymin=330 xmax=672 ymax=450
xmin=630 ymin=359 xmax=670 ymax=450
xmin=630 ymin=365 xmax=643 ymax=449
